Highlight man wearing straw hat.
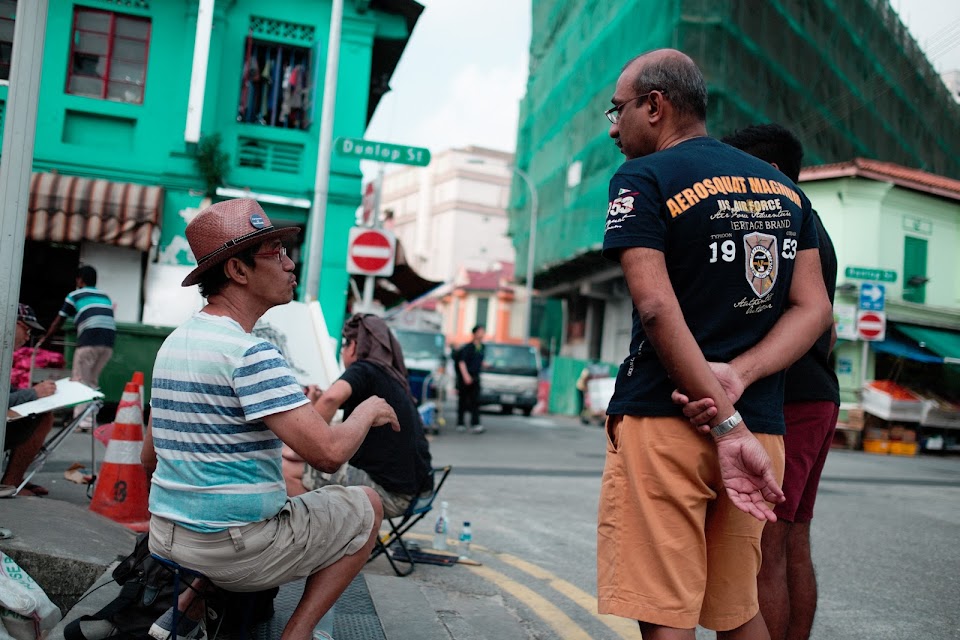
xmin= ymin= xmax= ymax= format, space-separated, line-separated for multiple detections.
xmin=142 ymin=198 xmax=398 ymax=640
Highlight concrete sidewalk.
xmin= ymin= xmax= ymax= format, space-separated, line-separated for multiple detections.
xmin=0 ymin=494 xmax=470 ymax=639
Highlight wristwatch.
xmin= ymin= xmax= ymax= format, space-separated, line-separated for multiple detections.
xmin=710 ymin=411 xmax=743 ymax=438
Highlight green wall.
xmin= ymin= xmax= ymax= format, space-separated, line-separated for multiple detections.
xmin=13 ymin=0 xmax=410 ymax=338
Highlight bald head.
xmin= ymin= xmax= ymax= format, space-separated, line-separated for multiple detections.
xmin=623 ymin=49 xmax=707 ymax=123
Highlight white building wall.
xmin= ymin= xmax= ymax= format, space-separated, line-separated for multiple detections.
xmin=379 ymin=146 xmax=516 ymax=284
xmin=79 ymin=243 xmax=143 ymax=323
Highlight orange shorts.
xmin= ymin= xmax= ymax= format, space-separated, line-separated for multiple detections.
xmin=597 ymin=415 xmax=784 ymax=631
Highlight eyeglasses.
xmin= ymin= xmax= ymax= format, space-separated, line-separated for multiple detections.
xmin=252 ymin=246 xmax=288 ymax=263
xmin=605 ymin=91 xmax=658 ymax=124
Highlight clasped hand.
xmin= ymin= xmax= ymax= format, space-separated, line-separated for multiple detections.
xmin=670 ymin=362 xmax=785 ymax=522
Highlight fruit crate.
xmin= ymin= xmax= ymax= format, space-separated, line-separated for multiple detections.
xmin=861 ymin=380 xmax=927 ymax=422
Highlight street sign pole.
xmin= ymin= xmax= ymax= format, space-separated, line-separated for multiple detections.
xmin=861 ymin=340 xmax=870 ymax=387
xmin=302 ymin=0 xmax=343 ymax=302
xmin=0 ymin=0 xmax=48 ymax=455
xmin=358 ymin=163 xmax=386 ymax=315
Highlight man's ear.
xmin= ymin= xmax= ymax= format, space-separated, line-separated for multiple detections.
xmin=771 ymin=162 xmax=781 ymax=171
xmin=223 ymin=257 xmax=250 ymax=284
xmin=648 ymin=91 xmax=664 ymax=121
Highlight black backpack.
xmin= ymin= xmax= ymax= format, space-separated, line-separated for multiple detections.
xmin=64 ymin=532 xmax=277 ymax=639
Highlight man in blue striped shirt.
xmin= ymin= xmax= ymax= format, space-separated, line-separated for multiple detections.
xmin=141 ymin=199 xmax=399 ymax=640
xmin=41 ymin=264 xmax=116 ymax=428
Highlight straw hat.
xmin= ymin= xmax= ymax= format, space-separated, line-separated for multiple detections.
xmin=181 ymin=199 xmax=300 ymax=287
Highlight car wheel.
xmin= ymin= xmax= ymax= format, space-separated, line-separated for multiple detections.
xmin=501 ymin=404 xmax=513 ymax=415
xmin=522 ymin=407 xmax=533 ymax=417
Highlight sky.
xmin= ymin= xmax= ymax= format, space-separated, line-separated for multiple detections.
xmin=362 ymin=0 xmax=960 ymax=177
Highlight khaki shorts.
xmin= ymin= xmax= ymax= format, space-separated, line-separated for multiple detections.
xmin=597 ymin=415 xmax=785 ymax=631
xmin=303 ymin=463 xmax=413 ymax=519
xmin=149 ymin=485 xmax=374 ymax=592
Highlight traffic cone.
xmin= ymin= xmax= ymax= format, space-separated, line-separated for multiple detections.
xmin=90 ymin=382 xmax=150 ymax=532
xmin=131 ymin=371 xmax=145 ymax=414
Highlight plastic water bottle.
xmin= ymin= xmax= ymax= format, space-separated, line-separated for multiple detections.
xmin=458 ymin=521 xmax=473 ymax=558
xmin=433 ymin=501 xmax=449 ymax=551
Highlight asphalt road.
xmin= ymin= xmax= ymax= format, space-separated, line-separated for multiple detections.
xmin=27 ymin=408 xmax=960 ymax=639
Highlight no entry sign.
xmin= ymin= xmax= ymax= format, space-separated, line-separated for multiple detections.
xmin=857 ymin=310 xmax=886 ymax=342
xmin=346 ymin=227 xmax=396 ymax=277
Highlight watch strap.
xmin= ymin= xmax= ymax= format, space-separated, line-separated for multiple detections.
xmin=710 ymin=411 xmax=743 ymax=438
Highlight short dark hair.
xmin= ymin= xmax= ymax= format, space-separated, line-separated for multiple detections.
xmin=721 ymin=123 xmax=804 ymax=183
xmin=77 ymin=264 xmax=97 ymax=286
xmin=197 ymin=244 xmax=260 ymax=298
xmin=472 ymin=325 xmax=485 ymax=334
xmin=627 ymin=53 xmax=707 ymax=122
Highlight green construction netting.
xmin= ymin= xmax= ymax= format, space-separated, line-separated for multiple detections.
xmin=511 ymin=0 xmax=960 ymax=287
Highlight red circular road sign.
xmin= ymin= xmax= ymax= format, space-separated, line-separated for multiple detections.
xmin=349 ymin=230 xmax=393 ymax=273
xmin=858 ymin=311 xmax=884 ymax=339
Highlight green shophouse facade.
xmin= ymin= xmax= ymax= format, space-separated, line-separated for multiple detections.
xmin=4 ymin=0 xmax=421 ymax=400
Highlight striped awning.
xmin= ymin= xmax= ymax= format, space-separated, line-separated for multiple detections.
xmin=27 ymin=172 xmax=163 ymax=252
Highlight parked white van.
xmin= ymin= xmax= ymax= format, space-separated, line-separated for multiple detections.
xmin=478 ymin=342 xmax=541 ymax=416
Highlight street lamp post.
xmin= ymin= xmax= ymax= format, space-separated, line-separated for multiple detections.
xmin=512 ymin=168 xmax=538 ymax=344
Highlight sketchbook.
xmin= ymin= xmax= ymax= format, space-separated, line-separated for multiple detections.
xmin=8 ymin=379 xmax=104 ymax=420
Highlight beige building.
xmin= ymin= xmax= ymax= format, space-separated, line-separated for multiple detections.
xmin=379 ymin=146 xmax=517 ymax=284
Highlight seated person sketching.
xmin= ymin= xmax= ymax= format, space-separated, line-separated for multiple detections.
xmin=284 ymin=314 xmax=433 ymax=518
xmin=2 ymin=304 xmax=56 ymax=498
xmin=140 ymin=199 xmax=399 ymax=640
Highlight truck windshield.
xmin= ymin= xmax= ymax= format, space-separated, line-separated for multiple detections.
xmin=483 ymin=344 xmax=539 ymax=376
xmin=393 ymin=329 xmax=446 ymax=360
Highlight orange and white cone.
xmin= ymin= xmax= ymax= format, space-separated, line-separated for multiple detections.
xmin=131 ymin=370 xmax=145 ymax=415
xmin=89 ymin=382 xmax=150 ymax=532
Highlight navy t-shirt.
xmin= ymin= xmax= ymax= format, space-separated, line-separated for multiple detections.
xmin=340 ymin=361 xmax=433 ymax=495
xmin=601 ymin=137 xmax=819 ymax=435
xmin=784 ymin=210 xmax=840 ymax=405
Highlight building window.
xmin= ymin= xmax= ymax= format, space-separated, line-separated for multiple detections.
xmin=0 ymin=0 xmax=15 ymax=82
xmin=475 ymin=297 xmax=489 ymax=328
xmin=237 ymin=36 xmax=312 ymax=130
xmin=66 ymin=8 xmax=151 ymax=104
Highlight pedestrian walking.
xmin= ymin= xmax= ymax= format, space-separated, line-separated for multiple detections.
xmin=40 ymin=264 xmax=115 ymax=428
xmin=455 ymin=325 xmax=486 ymax=434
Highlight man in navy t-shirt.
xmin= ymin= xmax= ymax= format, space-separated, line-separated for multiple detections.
xmin=595 ymin=49 xmax=833 ymax=639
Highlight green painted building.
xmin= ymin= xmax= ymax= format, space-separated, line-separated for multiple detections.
xmin=7 ymin=0 xmax=422 ymax=332
xmin=4 ymin=0 xmax=421 ymax=400
xmin=800 ymin=159 xmax=960 ymax=403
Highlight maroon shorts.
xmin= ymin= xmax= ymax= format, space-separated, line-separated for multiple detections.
xmin=774 ymin=400 xmax=839 ymax=523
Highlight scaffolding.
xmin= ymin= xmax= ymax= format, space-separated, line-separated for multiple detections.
xmin=513 ymin=0 xmax=960 ymax=289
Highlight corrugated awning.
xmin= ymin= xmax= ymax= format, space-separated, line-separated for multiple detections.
xmin=895 ymin=324 xmax=960 ymax=364
xmin=871 ymin=332 xmax=943 ymax=364
xmin=27 ymin=172 xmax=163 ymax=252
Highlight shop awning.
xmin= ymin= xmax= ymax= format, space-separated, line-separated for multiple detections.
xmin=895 ymin=324 xmax=960 ymax=364
xmin=871 ymin=333 xmax=944 ymax=364
xmin=27 ymin=172 xmax=163 ymax=252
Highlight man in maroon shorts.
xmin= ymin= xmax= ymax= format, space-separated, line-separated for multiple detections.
xmin=681 ymin=123 xmax=840 ymax=640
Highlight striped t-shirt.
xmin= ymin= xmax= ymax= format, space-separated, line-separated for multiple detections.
xmin=149 ymin=312 xmax=308 ymax=532
xmin=59 ymin=286 xmax=116 ymax=347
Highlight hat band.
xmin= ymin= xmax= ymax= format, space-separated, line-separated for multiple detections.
xmin=196 ymin=226 xmax=276 ymax=266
